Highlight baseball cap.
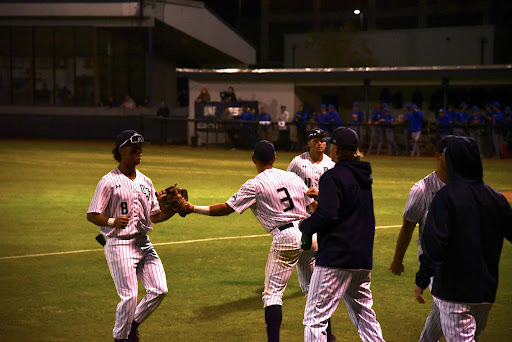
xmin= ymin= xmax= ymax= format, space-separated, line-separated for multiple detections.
xmin=253 ymin=140 xmax=276 ymax=162
xmin=328 ymin=104 xmax=335 ymax=109
xmin=320 ymin=104 xmax=326 ymax=109
xmin=436 ymin=135 xmax=458 ymax=153
xmin=439 ymin=108 xmax=445 ymax=113
xmin=471 ymin=105 xmax=479 ymax=111
xmin=353 ymin=101 xmax=360 ymax=107
xmin=322 ymin=127 xmax=359 ymax=151
xmin=280 ymin=104 xmax=286 ymax=108
xmin=460 ymin=102 xmax=467 ymax=108
xmin=116 ymin=130 xmax=144 ymax=148
xmin=493 ymin=102 xmax=501 ymax=108
xmin=307 ymin=128 xmax=326 ymax=141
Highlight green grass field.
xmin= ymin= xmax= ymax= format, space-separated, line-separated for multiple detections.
xmin=0 ymin=140 xmax=511 ymax=342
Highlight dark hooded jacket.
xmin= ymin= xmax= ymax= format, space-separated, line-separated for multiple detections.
xmin=300 ymin=160 xmax=375 ymax=269
xmin=416 ymin=136 xmax=512 ymax=303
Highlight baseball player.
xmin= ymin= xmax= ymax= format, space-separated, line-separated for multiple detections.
xmin=415 ymin=136 xmax=512 ymax=341
xmin=300 ymin=127 xmax=385 ymax=342
xmin=286 ymin=128 xmax=335 ymax=199
xmin=172 ymin=140 xmax=318 ymax=342
xmin=87 ymin=130 xmax=174 ymax=342
xmin=389 ymin=135 xmax=458 ymax=342
xmin=286 ymin=127 xmax=336 ymax=340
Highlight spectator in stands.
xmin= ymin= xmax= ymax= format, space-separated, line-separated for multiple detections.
xmin=491 ymin=102 xmax=505 ymax=158
xmin=276 ymin=104 xmax=290 ymax=151
xmin=293 ymin=104 xmax=309 ymax=150
xmin=177 ymin=88 xmax=189 ymax=107
xmin=351 ymin=101 xmax=364 ymax=146
xmin=122 ymin=95 xmax=136 ymax=109
xmin=408 ymin=104 xmax=424 ymax=156
xmin=195 ymin=87 xmax=211 ymax=104
xmin=468 ymin=106 xmax=484 ymax=154
xmin=258 ymin=106 xmax=272 ymax=141
xmin=140 ymin=96 xmax=151 ymax=107
xmin=156 ymin=101 xmax=170 ymax=117
xmin=437 ymin=108 xmax=452 ymax=139
xmin=314 ymin=104 xmax=329 ymax=132
xmin=366 ymin=102 xmax=384 ymax=155
xmin=326 ymin=104 xmax=342 ymax=133
xmin=220 ymin=86 xmax=237 ymax=102
xmin=382 ymin=106 xmax=399 ymax=155
xmin=453 ymin=102 xmax=468 ymax=136
xmin=105 ymin=96 xmax=117 ymax=109
xmin=504 ymin=106 xmax=512 ymax=149
xmin=240 ymin=105 xmax=256 ymax=147
xmin=397 ymin=103 xmax=412 ymax=155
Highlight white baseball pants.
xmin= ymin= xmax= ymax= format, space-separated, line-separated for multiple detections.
xmin=303 ymin=266 xmax=385 ymax=342
xmin=262 ymin=224 xmax=316 ymax=307
xmin=105 ymin=235 xmax=168 ymax=339
xmin=433 ymin=296 xmax=492 ymax=342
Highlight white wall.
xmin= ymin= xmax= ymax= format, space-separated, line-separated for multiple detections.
xmin=285 ymin=25 xmax=495 ymax=67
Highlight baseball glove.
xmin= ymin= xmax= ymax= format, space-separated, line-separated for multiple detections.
xmin=156 ymin=184 xmax=190 ymax=217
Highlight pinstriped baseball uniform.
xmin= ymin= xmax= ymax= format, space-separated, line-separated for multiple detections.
xmin=304 ymin=266 xmax=383 ymax=342
xmin=432 ymin=297 xmax=492 ymax=342
xmin=286 ymin=152 xmax=335 ymax=189
xmin=225 ymin=167 xmax=315 ymax=307
xmin=403 ymin=171 xmax=445 ymax=342
xmin=88 ymin=168 xmax=168 ymax=340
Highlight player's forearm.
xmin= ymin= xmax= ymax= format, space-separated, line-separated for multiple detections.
xmin=151 ymin=210 xmax=175 ymax=223
xmin=191 ymin=203 xmax=235 ymax=216
xmin=87 ymin=212 xmax=110 ymax=227
xmin=392 ymin=221 xmax=416 ymax=262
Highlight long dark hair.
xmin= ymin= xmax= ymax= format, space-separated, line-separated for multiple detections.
xmin=112 ymin=147 xmax=121 ymax=162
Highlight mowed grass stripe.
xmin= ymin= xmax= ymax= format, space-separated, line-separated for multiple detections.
xmin=0 ymin=225 xmax=402 ymax=260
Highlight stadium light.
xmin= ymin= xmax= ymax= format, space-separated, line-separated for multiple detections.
xmin=354 ymin=9 xmax=361 ymax=15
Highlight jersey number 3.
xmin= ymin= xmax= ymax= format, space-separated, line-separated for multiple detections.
xmin=277 ymin=187 xmax=295 ymax=212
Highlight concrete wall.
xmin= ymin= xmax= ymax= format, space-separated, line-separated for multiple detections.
xmin=285 ymin=25 xmax=495 ymax=67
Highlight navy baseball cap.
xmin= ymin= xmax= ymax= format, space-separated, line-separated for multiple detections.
xmin=116 ymin=130 xmax=144 ymax=148
xmin=460 ymin=102 xmax=467 ymax=108
xmin=253 ymin=140 xmax=276 ymax=162
xmin=436 ymin=135 xmax=458 ymax=153
xmin=353 ymin=101 xmax=360 ymax=107
xmin=493 ymin=102 xmax=501 ymax=108
xmin=320 ymin=104 xmax=326 ymax=109
xmin=471 ymin=105 xmax=479 ymax=111
xmin=322 ymin=127 xmax=359 ymax=151
xmin=307 ymin=128 xmax=326 ymax=141
xmin=439 ymin=108 xmax=445 ymax=113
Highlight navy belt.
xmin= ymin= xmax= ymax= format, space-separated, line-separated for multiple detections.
xmin=278 ymin=222 xmax=294 ymax=231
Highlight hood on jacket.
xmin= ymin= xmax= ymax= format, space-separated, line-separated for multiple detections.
xmin=342 ymin=161 xmax=373 ymax=188
xmin=446 ymin=136 xmax=483 ymax=183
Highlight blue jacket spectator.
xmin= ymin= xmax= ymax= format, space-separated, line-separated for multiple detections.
xmin=315 ymin=104 xmax=329 ymax=131
xmin=326 ymin=104 xmax=342 ymax=132
xmin=437 ymin=109 xmax=452 ymax=136
xmin=408 ymin=104 xmax=424 ymax=133
xmin=351 ymin=101 xmax=363 ymax=124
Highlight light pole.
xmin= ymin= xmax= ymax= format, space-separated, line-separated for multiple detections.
xmin=354 ymin=9 xmax=363 ymax=30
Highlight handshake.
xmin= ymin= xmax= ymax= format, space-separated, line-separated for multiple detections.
xmin=156 ymin=185 xmax=194 ymax=217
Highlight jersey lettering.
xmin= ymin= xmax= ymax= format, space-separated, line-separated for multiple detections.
xmin=121 ymin=201 xmax=128 ymax=215
xmin=277 ymin=187 xmax=295 ymax=212
xmin=304 ymin=177 xmax=312 ymax=187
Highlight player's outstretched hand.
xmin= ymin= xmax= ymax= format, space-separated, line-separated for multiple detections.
xmin=389 ymin=259 xmax=405 ymax=275
xmin=306 ymin=187 xmax=319 ymax=199
xmin=414 ymin=285 xmax=426 ymax=304
xmin=156 ymin=185 xmax=190 ymax=217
